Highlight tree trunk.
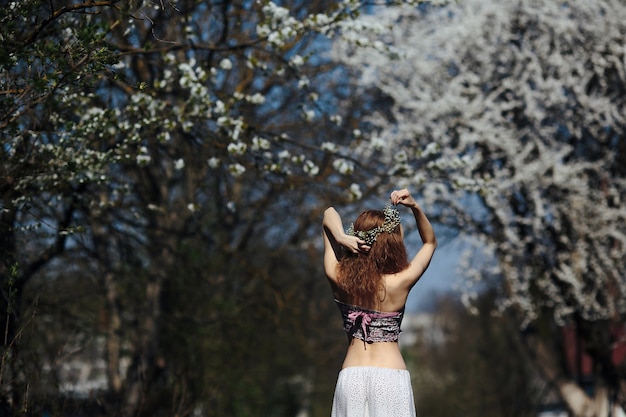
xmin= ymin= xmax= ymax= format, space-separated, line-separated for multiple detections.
xmin=104 ymin=272 xmax=123 ymax=394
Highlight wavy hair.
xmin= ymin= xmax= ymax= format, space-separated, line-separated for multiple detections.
xmin=336 ymin=210 xmax=409 ymax=309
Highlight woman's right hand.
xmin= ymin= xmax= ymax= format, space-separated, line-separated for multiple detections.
xmin=390 ymin=188 xmax=418 ymax=208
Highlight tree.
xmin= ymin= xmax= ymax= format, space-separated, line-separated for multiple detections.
xmin=0 ymin=0 xmax=422 ymax=415
xmin=407 ymin=291 xmax=539 ymax=417
xmin=331 ymin=1 xmax=626 ymax=415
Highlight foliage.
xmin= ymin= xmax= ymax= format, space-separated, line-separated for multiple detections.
xmin=331 ymin=0 xmax=626 ymax=414
xmin=407 ymin=292 xmax=539 ymax=417
xmin=0 ymin=0 xmax=428 ymax=415
xmin=333 ymin=0 xmax=626 ymax=325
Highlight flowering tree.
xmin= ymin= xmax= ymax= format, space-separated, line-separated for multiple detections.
xmin=0 ymin=0 xmax=426 ymax=414
xmin=331 ymin=1 xmax=626 ymax=415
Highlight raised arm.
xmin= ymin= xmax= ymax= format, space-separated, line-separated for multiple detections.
xmin=322 ymin=207 xmax=367 ymax=281
xmin=390 ymin=189 xmax=437 ymax=287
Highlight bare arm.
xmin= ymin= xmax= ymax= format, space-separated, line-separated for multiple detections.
xmin=390 ymin=189 xmax=437 ymax=287
xmin=322 ymin=207 xmax=368 ymax=281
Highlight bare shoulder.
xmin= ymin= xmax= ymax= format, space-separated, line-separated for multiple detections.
xmin=386 ymin=260 xmax=428 ymax=293
xmin=381 ymin=273 xmax=412 ymax=310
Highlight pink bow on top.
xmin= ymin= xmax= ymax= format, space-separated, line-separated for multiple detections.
xmin=347 ymin=309 xmax=400 ymax=342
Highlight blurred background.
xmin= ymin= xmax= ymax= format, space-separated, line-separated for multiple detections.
xmin=1 ymin=0 xmax=625 ymax=416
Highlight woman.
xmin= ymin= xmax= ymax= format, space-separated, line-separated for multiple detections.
xmin=322 ymin=188 xmax=437 ymax=417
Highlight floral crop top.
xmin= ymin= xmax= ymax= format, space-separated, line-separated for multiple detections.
xmin=335 ymin=299 xmax=404 ymax=343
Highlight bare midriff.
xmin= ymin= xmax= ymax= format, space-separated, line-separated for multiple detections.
xmin=341 ymin=339 xmax=407 ymax=370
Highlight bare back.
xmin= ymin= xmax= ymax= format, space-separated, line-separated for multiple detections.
xmin=338 ymin=272 xmax=414 ymax=370
xmin=322 ymin=194 xmax=437 ymax=371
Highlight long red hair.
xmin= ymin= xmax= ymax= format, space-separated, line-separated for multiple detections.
xmin=336 ymin=210 xmax=408 ymax=309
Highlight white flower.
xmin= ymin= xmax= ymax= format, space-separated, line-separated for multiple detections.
xmin=291 ymin=55 xmax=304 ymax=66
xmin=247 ymin=93 xmax=265 ymax=104
xmin=252 ymin=136 xmax=271 ymax=151
xmin=62 ymin=27 xmax=75 ymax=42
xmin=298 ymin=77 xmax=310 ymax=89
xmin=263 ymin=2 xmax=291 ymax=25
xmin=208 ymin=157 xmax=220 ymax=168
xmin=321 ymin=142 xmax=338 ymax=153
xmin=214 ymin=100 xmax=226 ymax=114
xmin=349 ymin=183 xmax=363 ymax=201
xmin=422 ymin=142 xmax=440 ymax=157
xmin=369 ymin=136 xmax=385 ymax=150
xmin=330 ymin=114 xmax=342 ymax=126
xmin=229 ymin=163 xmax=246 ymax=177
xmin=136 ymin=147 xmax=151 ymax=165
xmin=303 ymin=160 xmax=319 ymax=176
xmin=220 ymin=58 xmax=232 ymax=70
xmin=268 ymin=31 xmax=282 ymax=46
xmin=333 ymin=158 xmax=354 ymax=175
xmin=174 ymin=158 xmax=185 ymax=170
xmin=394 ymin=150 xmax=408 ymax=163
xmin=307 ymin=13 xmax=330 ymax=27
xmin=164 ymin=52 xmax=176 ymax=64
xmin=257 ymin=24 xmax=271 ymax=38
xmin=227 ymin=141 xmax=247 ymax=156
xmin=158 ymin=131 xmax=171 ymax=142
xmin=302 ymin=107 xmax=315 ymax=121
xmin=278 ymin=150 xmax=290 ymax=159
xmin=267 ymin=163 xmax=281 ymax=172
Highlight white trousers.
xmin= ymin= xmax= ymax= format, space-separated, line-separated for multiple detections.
xmin=331 ymin=366 xmax=416 ymax=417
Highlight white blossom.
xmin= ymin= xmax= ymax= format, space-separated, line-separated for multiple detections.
xmin=227 ymin=141 xmax=247 ymax=156
xmin=207 ymin=157 xmax=220 ymax=168
xmin=303 ymin=160 xmax=319 ymax=176
xmin=219 ymin=58 xmax=232 ymax=70
xmin=214 ymin=100 xmax=226 ymax=114
xmin=251 ymin=136 xmax=271 ymax=151
xmin=333 ymin=158 xmax=354 ymax=175
xmin=228 ymin=163 xmax=246 ymax=177
xmin=330 ymin=114 xmax=342 ymax=126
xmin=321 ymin=142 xmax=338 ymax=153
xmin=302 ymin=107 xmax=315 ymax=121
xmin=369 ymin=136 xmax=385 ymax=150
xmin=349 ymin=183 xmax=363 ymax=201
xmin=290 ymin=55 xmax=304 ymax=66
xmin=331 ymin=0 xmax=626 ymax=326
xmin=136 ymin=147 xmax=151 ymax=165
xmin=393 ymin=149 xmax=407 ymax=163
xmin=246 ymin=93 xmax=265 ymax=104
xmin=297 ymin=77 xmax=310 ymax=89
